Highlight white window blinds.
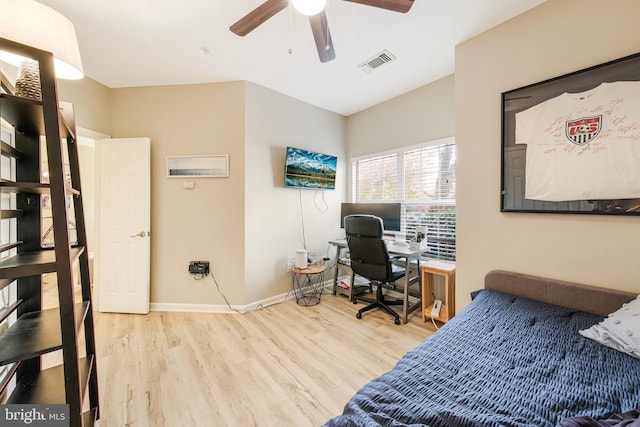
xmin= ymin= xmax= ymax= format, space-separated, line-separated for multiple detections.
xmin=352 ymin=153 xmax=399 ymax=201
xmin=352 ymin=139 xmax=456 ymax=261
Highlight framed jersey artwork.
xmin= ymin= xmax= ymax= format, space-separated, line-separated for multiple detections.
xmin=501 ymin=51 xmax=640 ymax=215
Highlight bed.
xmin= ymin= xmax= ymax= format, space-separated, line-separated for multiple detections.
xmin=324 ymin=270 xmax=640 ymax=427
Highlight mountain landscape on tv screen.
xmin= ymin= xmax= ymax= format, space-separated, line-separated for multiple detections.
xmin=285 ymin=147 xmax=337 ymax=189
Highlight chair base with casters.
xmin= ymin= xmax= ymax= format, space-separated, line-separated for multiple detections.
xmin=353 ymin=264 xmax=406 ymax=325
xmin=355 ymin=281 xmax=404 ymax=325
xmin=344 ymin=214 xmax=407 ymax=325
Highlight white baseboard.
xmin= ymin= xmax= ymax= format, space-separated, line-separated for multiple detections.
xmin=149 ymin=279 xmax=335 ymax=314
xmin=149 ymin=290 xmax=295 ymax=314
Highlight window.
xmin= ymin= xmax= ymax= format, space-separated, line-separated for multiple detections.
xmin=351 ymin=138 xmax=456 ymax=261
xmin=0 ymin=120 xmax=17 ymax=258
xmin=0 ymin=119 xmax=18 ymax=384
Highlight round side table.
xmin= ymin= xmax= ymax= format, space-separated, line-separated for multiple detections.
xmin=291 ymin=264 xmax=326 ymax=306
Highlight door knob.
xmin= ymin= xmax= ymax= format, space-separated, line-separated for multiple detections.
xmin=131 ymin=231 xmax=148 ymax=238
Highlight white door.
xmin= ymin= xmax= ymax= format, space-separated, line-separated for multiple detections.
xmin=96 ymin=137 xmax=151 ymax=313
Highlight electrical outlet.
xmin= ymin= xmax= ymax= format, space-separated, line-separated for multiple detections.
xmin=188 ymin=261 xmax=209 ymax=276
xmin=431 ymin=299 xmax=442 ymax=318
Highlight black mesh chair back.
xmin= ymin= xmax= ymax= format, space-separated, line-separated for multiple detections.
xmin=345 ymin=215 xmax=393 ymax=282
xmin=344 ymin=214 xmax=405 ymax=324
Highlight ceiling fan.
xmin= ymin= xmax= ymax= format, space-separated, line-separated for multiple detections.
xmin=229 ymin=0 xmax=414 ymax=63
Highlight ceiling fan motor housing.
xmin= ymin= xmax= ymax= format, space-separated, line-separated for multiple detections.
xmin=229 ymin=0 xmax=414 ymax=62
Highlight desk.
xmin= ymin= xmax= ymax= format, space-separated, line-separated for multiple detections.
xmin=291 ymin=264 xmax=326 ymax=306
xmin=329 ymin=239 xmax=422 ymax=324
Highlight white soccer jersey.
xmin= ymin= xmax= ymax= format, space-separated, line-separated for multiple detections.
xmin=515 ymin=81 xmax=640 ymax=202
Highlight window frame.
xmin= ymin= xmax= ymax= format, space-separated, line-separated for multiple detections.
xmin=350 ymin=137 xmax=456 ymax=261
xmin=0 ymin=118 xmax=18 ymax=387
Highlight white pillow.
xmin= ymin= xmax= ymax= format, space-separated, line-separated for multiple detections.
xmin=579 ymin=295 xmax=640 ymax=359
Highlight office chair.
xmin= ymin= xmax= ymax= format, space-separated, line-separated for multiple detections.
xmin=344 ymin=214 xmax=405 ymax=325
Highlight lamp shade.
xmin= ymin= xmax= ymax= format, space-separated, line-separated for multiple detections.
xmin=291 ymin=0 xmax=327 ymax=16
xmin=1 ymin=0 xmax=83 ymax=79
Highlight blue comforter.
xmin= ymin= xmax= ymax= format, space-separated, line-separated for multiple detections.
xmin=324 ymin=290 xmax=640 ymax=427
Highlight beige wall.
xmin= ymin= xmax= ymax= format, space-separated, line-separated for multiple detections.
xmin=455 ymin=0 xmax=640 ymax=311
xmin=347 ymin=75 xmax=455 ymax=159
xmin=345 ymin=75 xmax=456 ymax=301
xmin=109 ymin=82 xmax=246 ymax=306
xmin=244 ymin=82 xmax=347 ymax=304
xmin=77 ymin=141 xmax=96 ymax=251
xmin=57 ymin=77 xmax=106 ymax=281
xmin=61 ymin=0 xmax=640 ymax=311
xmin=57 ymin=76 xmax=346 ymax=308
xmin=58 ymin=76 xmax=111 ymax=136
xmin=102 ymin=81 xmax=346 ymax=307
xmin=59 ymin=72 xmax=450 ymax=309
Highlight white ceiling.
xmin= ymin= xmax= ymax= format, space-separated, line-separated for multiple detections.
xmin=38 ymin=0 xmax=546 ymax=116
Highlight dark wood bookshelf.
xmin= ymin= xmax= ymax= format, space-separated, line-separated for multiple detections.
xmin=0 ymin=209 xmax=23 ymax=219
xmin=0 ymin=278 xmax=16 ymax=292
xmin=0 ymin=247 xmax=84 ymax=280
xmin=0 ymin=242 xmax=23 ymax=253
xmin=1 ymin=141 xmax=22 ymax=159
xmin=0 ymin=93 xmax=75 ymax=140
xmin=0 ymin=36 xmax=100 ymax=426
xmin=7 ymin=357 xmax=92 ymax=404
xmin=0 ymin=302 xmax=89 ymax=365
xmin=0 ymin=181 xmax=49 ymax=194
xmin=0 ymin=180 xmax=80 ymax=196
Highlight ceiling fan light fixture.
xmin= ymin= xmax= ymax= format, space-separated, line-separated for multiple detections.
xmin=291 ymin=0 xmax=327 ymax=16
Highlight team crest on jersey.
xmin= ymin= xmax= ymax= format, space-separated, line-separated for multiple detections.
xmin=565 ymin=115 xmax=602 ymax=146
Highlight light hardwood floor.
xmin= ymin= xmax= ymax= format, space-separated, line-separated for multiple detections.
xmin=91 ymin=291 xmax=434 ymax=426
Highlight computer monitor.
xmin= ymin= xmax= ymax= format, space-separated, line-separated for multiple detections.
xmin=340 ymin=202 xmax=402 ymax=231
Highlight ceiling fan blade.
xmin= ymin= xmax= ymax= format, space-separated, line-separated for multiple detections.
xmin=342 ymin=0 xmax=413 ymax=13
xmin=230 ymin=0 xmax=289 ymax=36
xmin=309 ymin=10 xmax=336 ymax=63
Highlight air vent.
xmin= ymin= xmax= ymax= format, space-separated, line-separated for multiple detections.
xmin=358 ymin=50 xmax=396 ymax=73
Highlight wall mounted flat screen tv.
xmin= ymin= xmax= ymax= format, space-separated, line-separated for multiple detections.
xmin=340 ymin=202 xmax=402 ymax=231
xmin=285 ymin=146 xmax=337 ymax=190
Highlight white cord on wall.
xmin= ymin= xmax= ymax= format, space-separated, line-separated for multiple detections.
xmin=189 ymin=267 xmax=292 ymax=314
